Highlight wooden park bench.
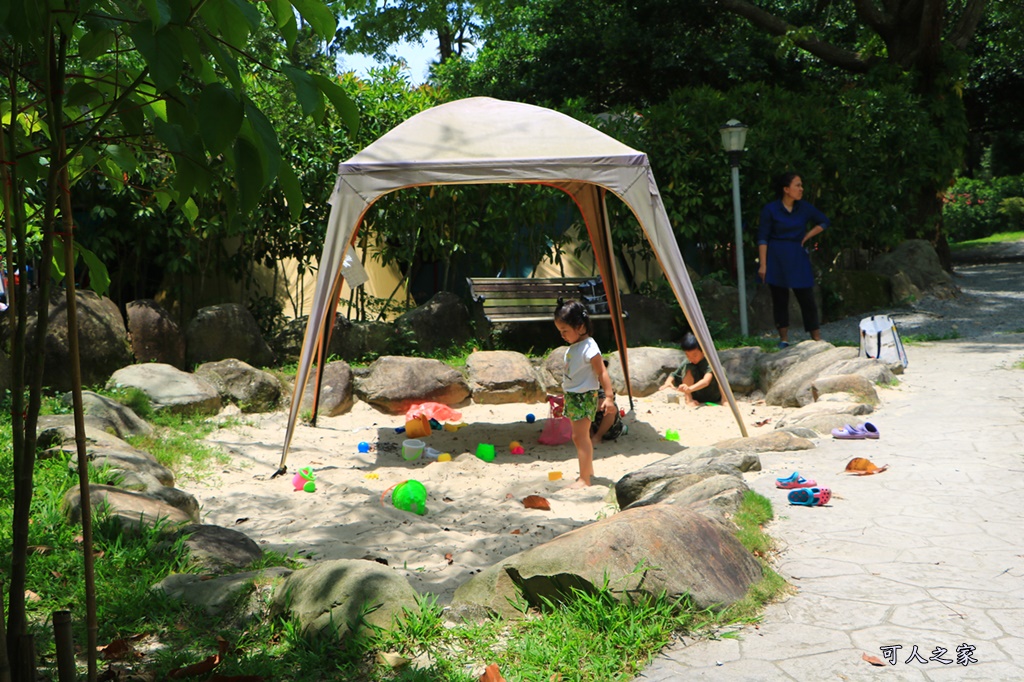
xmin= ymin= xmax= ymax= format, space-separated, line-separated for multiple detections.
xmin=467 ymin=276 xmax=628 ymax=324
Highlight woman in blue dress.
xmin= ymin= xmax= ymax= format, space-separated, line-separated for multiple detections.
xmin=757 ymin=172 xmax=829 ymax=347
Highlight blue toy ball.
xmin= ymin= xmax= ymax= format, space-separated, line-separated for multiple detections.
xmin=358 ymin=442 xmax=371 ymax=453
xmin=526 ymin=413 xmax=536 ymax=423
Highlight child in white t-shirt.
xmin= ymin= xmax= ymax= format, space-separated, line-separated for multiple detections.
xmin=554 ymin=300 xmax=616 ymax=487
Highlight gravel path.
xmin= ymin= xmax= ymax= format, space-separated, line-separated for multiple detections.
xmin=820 ymin=257 xmax=1024 ymax=345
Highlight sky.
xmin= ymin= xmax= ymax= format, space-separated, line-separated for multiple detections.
xmin=336 ymin=39 xmax=439 ymax=85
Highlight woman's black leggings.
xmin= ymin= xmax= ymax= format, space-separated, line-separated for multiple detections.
xmin=770 ymin=285 xmax=819 ymax=332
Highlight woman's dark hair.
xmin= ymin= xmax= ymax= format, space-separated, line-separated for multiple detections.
xmin=680 ymin=331 xmax=700 ymax=352
xmin=554 ymin=299 xmax=592 ymax=335
xmin=773 ymin=172 xmax=801 ymax=200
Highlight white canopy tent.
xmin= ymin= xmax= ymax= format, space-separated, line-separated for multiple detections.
xmin=277 ymin=97 xmax=747 ymax=474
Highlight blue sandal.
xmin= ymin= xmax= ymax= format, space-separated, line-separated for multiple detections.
xmin=788 ymin=487 xmax=831 ymax=506
xmin=775 ymin=472 xmax=817 ymax=489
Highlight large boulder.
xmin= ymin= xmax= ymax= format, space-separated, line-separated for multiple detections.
xmin=271 ymin=559 xmax=420 ymax=639
xmin=172 ymin=524 xmax=263 ymax=571
xmin=757 ymin=340 xmax=834 ymax=393
xmin=718 ymin=346 xmax=764 ymax=396
xmin=270 ymin=316 xmax=393 ymax=365
xmin=822 ymin=270 xmax=892 ymax=319
xmin=538 ymin=346 xmax=568 ymax=393
xmin=298 ymin=361 xmax=356 ymax=417
xmin=154 ymin=568 xmax=292 ymax=618
xmin=807 ymin=373 xmax=880 ymax=406
xmin=63 ymin=484 xmax=197 ymax=530
xmin=606 ymin=347 xmax=686 ymax=397
xmin=195 ymin=359 xmax=282 ymax=413
xmin=11 ymin=290 xmax=132 ymax=392
xmin=393 ymin=291 xmax=473 ymax=355
xmin=58 ymin=390 xmax=153 ymax=438
xmin=615 ymin=447 xmax=761 ymax=509
xmin=466 ymin=351 xmax=545 ymax=404
xmin=451 ymin=505 xmax=762 ymax=620
xmin=764 ymin=345 xmax=860 ymax=407
xmin=868 ymin=239 xmax=959 ymax=300
xmin=185 ymin=303 xmax=274 ymax=367
xmin=354 ymin=356 xmax=470 ymax=414
xmin=126 ymin=299 xmax=186 ymax=368
xmin=329 ymin=319 xmax=394 ymax=362
xmin=620 ymin=294 xmax=680 ymax=346
xmin=66 ymin=438 xmax=175 ymax=493
xmin=107 ymin=363 xmax=222 ymax=416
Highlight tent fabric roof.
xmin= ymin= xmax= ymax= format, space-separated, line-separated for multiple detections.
xmin=278 ymin=97 xmax=747 ymax=473
xmin=343 ymin=97 xmax=645 ymax=167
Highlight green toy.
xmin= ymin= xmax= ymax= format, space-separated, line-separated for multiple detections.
xmin=392 ymin=480 xmax=428 ymax=515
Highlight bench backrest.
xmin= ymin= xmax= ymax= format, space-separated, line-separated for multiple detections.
xmin=467 ymin=277 xmax=617 ymax=323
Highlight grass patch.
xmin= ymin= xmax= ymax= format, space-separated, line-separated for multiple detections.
xmin=950 ymin=231 xmax=1024 ymax=250
xmin=1013 ymin=358 xmax=1024 ymax=370
xmin=2 ymin=406 xmax=789 ymax=681
xmin=901 ymin=330 xmax=961 ymax=344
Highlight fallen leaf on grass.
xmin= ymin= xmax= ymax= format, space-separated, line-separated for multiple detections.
xmin=844 ymin=458 xmax=889 ymax=475
xmin=479 ymin=663 xmax=506 ymax=682
xmin=167 ymin=637 xmax=228 ymax=678
xmin=862 ymin=652 xmax=886 ymax=666
xmin=98 ymin=637 xmax=144 ymax=661
xmin=522 ymin=495 xmax=551 ymax=510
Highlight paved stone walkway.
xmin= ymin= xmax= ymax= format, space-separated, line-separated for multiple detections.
xmin=636 ymin=335 xmax=1024 ymax=680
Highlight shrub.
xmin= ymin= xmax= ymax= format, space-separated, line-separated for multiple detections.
xmin=943 ymin=175 xmax=1024 ymax=241
xmin=997 ymin=197 xmax=1024 ymax=230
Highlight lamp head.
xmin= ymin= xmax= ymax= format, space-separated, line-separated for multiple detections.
xmin=719 ymin=119 xmax=748 ymax=153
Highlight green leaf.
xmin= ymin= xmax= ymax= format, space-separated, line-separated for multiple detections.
xmin=289 ymin=0 xmax=336 ymax=41
xmin=78 ymin=29 xmax=114 ymax=60
xmin=130 ymin=21 xmax=183 ymax=92
xmin=311 ymin=74 xmax=359 ymax=135
xmin=276 ymin=161 xmax=303 ymax=222
xmin=51 ymin=238 xmax=67 ymax=282
xmin=104 ymin=144 xmax=138 ymax=174
xmin=242 ymin=99 xmax=280 ymax=185
xmin=199 ymin=0 xmax=259 ymax=48
xmin=155 ymin=190 xmax=173 ymax=212
xmin=233 ymin=137 xmax=263 ymax=213
xmin=199 ymin=84 xmax=244 ymax=155
xmin=174 ymin=24 xmax=205 ymax=74
xmin=65 ymin=81 xmax=103 ymax=108
xmin=266 ymin=0 xmax=297 ymax=46
xmin=181 ymin=196 xmax=199 ymax=224
xmin=198 ymin=31 xmax=242 ymax=92
xmin=117 ymin=99 xmax=146 ymax=137
xmin=77 ymin=244 xmax=111 ymax=297
xmin=282 ymin=65 xmax=325 ymax=122
xmin=139 ymin=0 xmax=171 ymax=30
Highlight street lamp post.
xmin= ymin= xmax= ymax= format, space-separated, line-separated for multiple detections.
xmin=719 ymin=119 xmax=749 ymax=336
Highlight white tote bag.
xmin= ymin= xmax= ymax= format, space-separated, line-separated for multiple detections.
xmin=859 ymin=314 xmax=908 ymax=368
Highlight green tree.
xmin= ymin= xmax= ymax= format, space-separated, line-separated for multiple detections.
xmin=442 ymin=0 xmax=791 ymax=108
xmin=716 ymin=0 xmax=988 ymax=266
xmin=337 ymin=0 xmax=478 ymax=65
xmin=0 ymin=1 xmax=356 ymax=677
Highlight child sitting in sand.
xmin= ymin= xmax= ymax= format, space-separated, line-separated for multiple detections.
xmin=659 ymin=332 xmax=721 ymax=407
xmin=554 ymin=300 xmax=617 ymax=488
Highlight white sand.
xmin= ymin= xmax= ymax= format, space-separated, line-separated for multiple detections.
xmin=195 ymin=394 xmax=786 ymax=603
